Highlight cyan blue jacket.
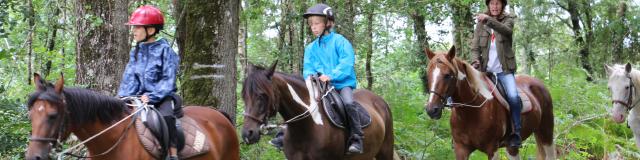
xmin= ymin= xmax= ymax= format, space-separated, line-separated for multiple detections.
xmin=117 ymin=38 xmax=179 ymax=104
xmin=303 ymin=31 xmax=357 ymax=90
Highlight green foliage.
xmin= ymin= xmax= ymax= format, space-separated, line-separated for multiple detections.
xmin=0 ymin=99 xmax=29 ymax=158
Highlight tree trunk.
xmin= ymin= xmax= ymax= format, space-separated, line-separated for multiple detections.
xmin=565 ymin=0 xmax=593 ymax=81
xmin=338 ymin=0 xmax=357 ymax=45
xmin=239 ymin=4 xmax=248 ymax=76
xmin=75 ymin=0 xmax=131 ymax=94
xmin=411 ymin=11 xmax=429 ymax=94
xmin=26 ymin=0 xmax=34 ymax=85
xmin=451 ymin=1 xmax=474 ymax=60
xmin=365 ymin=2 xmax=374 ymax=90
xmin=175 ymin=0 xmax=239 ymax=124
xmin=298 ymin=1 xmax=307 ymax=73
xmin=277 ymin=0 xmax=289 ymax=72
xmin=613 ymin=2 xmax=627 ymax=63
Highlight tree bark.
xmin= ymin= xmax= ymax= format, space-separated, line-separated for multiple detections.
xmin=451 ymin=1 xmax=474 ymax=60
xmin=564 ymin=0 xmax=594 ymax=81
xmin=175 ymin=0 xmax=239 ymax=124
xmin=26 ymin=0 xmax=34 ymax=85
xmin=613 ymin=2 xmax=627 ymax=63
xmin=365 ymin=2 xmax=374 ymax=90
xmin=411 ymin=10 xmax=429 ymax=94
xmin=238 ymin=3 xmax=248 ymax=76
xmin=75 ymin=0 xmax=131 ymax=94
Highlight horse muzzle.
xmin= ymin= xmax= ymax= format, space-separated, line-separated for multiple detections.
xmin=425 ymin=104 xmax=443 ymax=120
xmin=241 ymin=128 xmax=261 ymax=144
xmin=25 ymin=147 xmax=51 ymax=160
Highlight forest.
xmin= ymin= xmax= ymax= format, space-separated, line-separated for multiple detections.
xmin=1 ymin=0 xmax=640 ymax=159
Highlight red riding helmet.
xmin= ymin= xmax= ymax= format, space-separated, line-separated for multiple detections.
xmin=126 ymin=5 xmax=164 ymax=26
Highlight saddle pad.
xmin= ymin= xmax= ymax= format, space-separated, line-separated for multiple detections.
xmin=323 ymin=101 xmax=372 ymax=129
xmin=485 ymin=77 xmax=533 ymax=114
xmin=136 ymin=116 xmax=210 ymax=159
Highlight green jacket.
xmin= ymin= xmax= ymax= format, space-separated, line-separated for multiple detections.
xmin=471 ymin=13 xmax=516 ymax=73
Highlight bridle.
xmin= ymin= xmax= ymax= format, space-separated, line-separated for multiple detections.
xmin=612 ymin=75 xmax=638 ymax=111
xmin=28 ymin=96 xmax=68 ymax=153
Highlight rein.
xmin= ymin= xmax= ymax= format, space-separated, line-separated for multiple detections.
xmin=428 ymin=72 xmax=498 ymax=109
xmin=55 ymin=97 xmax=146 ymax=159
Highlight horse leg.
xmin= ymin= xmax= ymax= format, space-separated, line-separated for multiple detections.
xmin=453 ymin=143 xmax=472 ymax=160
xmin=505 ymin=147 xmax=521 ymax=160
xmin=490 ymin=150 xmax=500 ymax=160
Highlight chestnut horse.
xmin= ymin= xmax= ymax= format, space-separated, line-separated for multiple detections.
xmin=423 ymin=46 xmax=555 ymax=160
xmin=240 ymin=62 xmax=394 ymax=159
xmin=25 ymin=73 xmax=239 ymax=160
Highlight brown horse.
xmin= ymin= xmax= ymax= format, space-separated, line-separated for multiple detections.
xmin=423 ymin=46 xmax=555 ymax=160
xmin=25 ymin=73 xmax=239 ymax=160
xmin=240 ymin=62 xmax=394 ymax=159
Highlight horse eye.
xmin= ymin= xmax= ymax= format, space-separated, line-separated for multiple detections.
xmin=48 ymin=114 xmax=58 ymax=120
xmin=626 ymin=86 xmax=630 ymax=89
xmin=444 ymin=74 xmax=452 ymax=79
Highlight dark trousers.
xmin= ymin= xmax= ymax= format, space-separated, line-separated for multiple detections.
xmin=152 ymin=95 xmax=183 ymax=148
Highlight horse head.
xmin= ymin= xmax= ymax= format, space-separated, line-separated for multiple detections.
xmin=606 ymin=63 xmax=636 ymax=123
xmin=26 ymin=73 xmax=70 ymax=160
xmin=241 ymin=61 xmax=279 ymax=144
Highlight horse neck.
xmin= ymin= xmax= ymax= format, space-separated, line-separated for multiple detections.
xmin=451 ymin=76 xmax=486 ymax=106
xmin=69 ymin=116 xmax=137 ymax=158
xmin=271 ymin=74 xmax=321 ymax=131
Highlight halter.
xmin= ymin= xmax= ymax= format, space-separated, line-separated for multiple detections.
xmin=612 ymin=75 xmax=639 ymax=111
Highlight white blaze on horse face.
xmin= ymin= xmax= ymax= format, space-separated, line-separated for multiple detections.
xmin=427 ymin=66 xmax=442 ymax=104
xmin=37 ymin=105 xmax=44 ymax=112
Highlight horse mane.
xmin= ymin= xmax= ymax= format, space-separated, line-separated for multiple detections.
xmin=28 ymin=87 xmax=130 ymax=126
xmin=242 ymin=65 xmax=305 ymax=98
xmin=451 ymin=57 xmax=493 ymax=100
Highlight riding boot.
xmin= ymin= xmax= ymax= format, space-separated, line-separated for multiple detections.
xmin=164 ymin=116 xmax=179 ymax=159
xmin=509 ymin=98 xmax=523 ymax=148
xmin=345 ymin=103 xmax=364 ymax=154
xmin=269 ymin=130 xmax=285 ymax=150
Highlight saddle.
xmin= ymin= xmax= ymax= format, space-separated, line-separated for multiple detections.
xmin=485 ymin=73 xmax=533 ymax=114
xmin=311 ymin=75 xmax=371 ymax=129
xmin=127 ymin=99 xmax=210 ymax=159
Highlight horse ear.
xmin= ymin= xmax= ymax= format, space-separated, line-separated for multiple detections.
xmin=424 ymin=48 xmax=435 ymax=59
xmin=54 ymin=73 xmax=64 ymax=94
xmin=605 ymin=64 xmax=614 ymax=76
xmin=267 ymin=60 xmax=278 ymax=79
xmin=33 ymin=73 xmax=46 ymax=91
xmin=626 ymin=63 xmax=632 ymax=74
xmin=447 ymin=46 xmax=456 ymax=61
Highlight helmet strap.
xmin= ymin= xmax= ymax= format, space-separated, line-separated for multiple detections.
xmin=139 ymin=26 xmax=158 ymax=43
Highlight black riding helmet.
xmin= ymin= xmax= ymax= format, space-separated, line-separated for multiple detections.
xmin=485 ymin=0 xmax=508 ymax=7
xmin=303 ymin=3 xmax=334 ymax=21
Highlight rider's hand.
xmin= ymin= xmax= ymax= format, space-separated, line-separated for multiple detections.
xmin=319 ymin=75 xmax=331 ymax=82
xmin=141 ymin=95 xmax=150 ymax=104
xmin=476 ymin=13 xmax=489 ymax=23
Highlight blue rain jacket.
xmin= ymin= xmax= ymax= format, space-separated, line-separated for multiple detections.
xmin=302 ymin=31 xmax=357 ymax=90
xmin=117 ymin=38 xmax=179 ymax=104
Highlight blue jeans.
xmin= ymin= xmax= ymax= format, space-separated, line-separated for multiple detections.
xmin=497 ymin=72 xmax=522 ymax=133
